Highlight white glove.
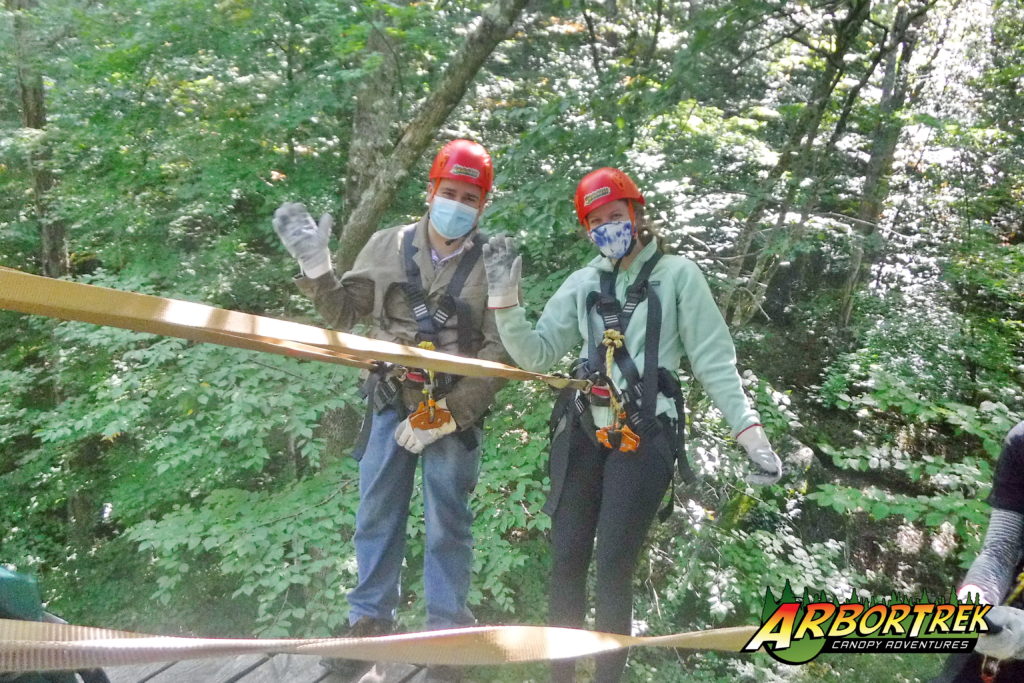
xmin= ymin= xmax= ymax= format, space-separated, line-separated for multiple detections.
xmin=736 ymin=425 xmax=782 ymax=486
xmin=481 ymin=235 xmax=522 ymax=309
xmin=394 ymin=399 xmax=458 ymax=454
xmin=272 ymin=202 xmax=333 ymax=278
xmin=976 ymin=605 xmax=1024 ymax=660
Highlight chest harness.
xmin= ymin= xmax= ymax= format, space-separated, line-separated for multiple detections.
xmin=352 ymin=225 xmax=481 ymax=458
xmin=550 ymin=252 xmax=694 ymax=482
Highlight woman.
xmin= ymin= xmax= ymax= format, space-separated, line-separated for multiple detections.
xmin=481 ymin=167 xmax=782 ymax=681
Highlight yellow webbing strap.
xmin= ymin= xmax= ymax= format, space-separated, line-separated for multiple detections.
xmin=0 ymin=619 xmax=757 ymax=672
xmin=0 ymin=267 xmax=588 ymax=391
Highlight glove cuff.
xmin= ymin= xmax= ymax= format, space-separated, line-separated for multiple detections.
xmin=736 ymin=424 xmax=769 ymax=452
xmin=487 ymin=291 xmax=519 ymax=309
xmin=300 ymin=250 xmax=333 ymax=279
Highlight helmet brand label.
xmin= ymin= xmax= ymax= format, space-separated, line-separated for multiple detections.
xmin=450 ymin=164 xmax=481 ymax=179
xmin=583 ymin=186 xmax=611 ymax=207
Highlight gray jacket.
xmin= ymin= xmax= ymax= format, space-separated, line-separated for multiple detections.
xmin=295 ymin=217 xmax=508 ymax=427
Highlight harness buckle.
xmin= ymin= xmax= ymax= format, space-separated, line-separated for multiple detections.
xmin=585 ymin=377 xmax=611 ymax=406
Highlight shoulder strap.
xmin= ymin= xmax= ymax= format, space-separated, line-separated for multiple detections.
xmin=621 ymin=251 xmax=662 ymax=331
xmin=446 ymin=238 xmax=482 ymax=299
xmin=400 ymin=225 xmax=438 ymax=345
xmin=401 ymin=225 xmax=483 ymax=353
xmin=442 ymin=239 xmax=482 ymax=353
xmin=586 ymin=252 xmax=663 ymax=376
xmin=640 ymin=279 xmax=661 ymax=421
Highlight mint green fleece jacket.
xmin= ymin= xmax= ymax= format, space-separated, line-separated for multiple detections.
xmin=494 ymin=239 xmax=760 ymax=437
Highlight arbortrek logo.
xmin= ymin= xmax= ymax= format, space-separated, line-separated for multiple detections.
xmin=450 ymin=164 xmax=480 ymax=179
xmin=583 ymin=186 xmax=611 ymax=206
xmin=741 ymin=582 xmax=990 ymax=664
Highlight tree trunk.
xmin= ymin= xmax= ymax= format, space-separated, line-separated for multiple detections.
xmin=9 ymin=0 xmax=68 ymax=278
xmin=341 ymin=13 xmax=402 ymax=223
xmin=334 ymin=0 xmax=529 ymax=273
xmin=839 ymin=3 xmax=927 ymax=327
xmin=750 ymin=23 xmax=894 ymax=323
xmin=722 ymin=0 xmax=872 ymax=324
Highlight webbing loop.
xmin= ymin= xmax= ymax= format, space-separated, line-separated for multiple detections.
xmin=0 ymin=267 xmax=590 ymax=392
xmin=0 ymin=618 xmax=758 ymax=672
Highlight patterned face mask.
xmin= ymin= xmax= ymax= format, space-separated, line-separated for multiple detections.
xmin=429 ymin=196 xmax=479 ymax=239
xmin=589 ymin=221 xmax=634 ymax=259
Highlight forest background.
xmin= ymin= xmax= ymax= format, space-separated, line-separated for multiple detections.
xmin=2 ymin=0 xmax=1023 ymax=680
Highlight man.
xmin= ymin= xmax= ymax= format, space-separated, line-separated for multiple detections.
xmin=273 ymin=139 xmax=506 ymax=681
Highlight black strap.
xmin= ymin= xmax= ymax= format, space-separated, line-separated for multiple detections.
xmin=400 ymin=225 xmax=482 ymax=354
xmin=445 ymin=239 xmax=481 ymax=353
xmin=351 ymin=368 xmax=403 ymax=461
xmin=640 ymin=276 xmax=661 ymax=424
xmin=586 ymin=252 xmax=663 ymax=422
xmin=657 ymin=368 xmax=694 ymax=483
xmin=548 ymin=361 xmax=600 ymax=447
xmin=351 ymin=372 xmax=382 ymax=462
xmin=616 ymin=281 xmax=658 ymax=435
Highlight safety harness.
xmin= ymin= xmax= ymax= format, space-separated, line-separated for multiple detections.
xmin=352 ymin=225 xmax=482 ymax=458
xmin=400 ymin=225 xmax=482 ymax=358
xmin=546 ymin=251 xmax=694 ymax=516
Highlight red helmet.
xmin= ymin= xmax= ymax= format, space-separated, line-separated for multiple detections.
xmin=573 ymin=167 xmax=645 ymax=227
xmin=428 ymin=139 xmax=493 ymax=197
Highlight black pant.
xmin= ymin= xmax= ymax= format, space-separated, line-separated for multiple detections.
xmin=548 ymin=422 xmax=674 ymax=683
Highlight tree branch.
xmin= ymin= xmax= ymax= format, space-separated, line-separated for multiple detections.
xmin=581 ymin=0 xmax=604 ymax=76
xmin=334 ymin=0 xmax=529 ymax=272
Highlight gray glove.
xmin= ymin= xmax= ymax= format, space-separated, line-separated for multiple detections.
xmin=736 ymin=425 xmax=783 ymax=486
xmin=273 ymin=202 xmax=333 ymax=278
xmin=481 ymin=234 xmax=522 ymax=309
xmin=976 ymin=605 xmax=1024 ymax=660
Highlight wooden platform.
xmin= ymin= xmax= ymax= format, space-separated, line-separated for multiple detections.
xmin=102 ymin=656 xmax=429 ymax=683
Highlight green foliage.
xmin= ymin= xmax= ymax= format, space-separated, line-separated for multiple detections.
xmin=2 ymin=1 xmax=1024 ymax=682
xmin=127 ymin=467 xmax=358 ymax=636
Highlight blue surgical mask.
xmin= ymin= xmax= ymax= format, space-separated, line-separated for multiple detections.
xmin=429 ymin=196 xmax=479 ymax=240
xmin=589 ymin=221 xmax=634 ymax=259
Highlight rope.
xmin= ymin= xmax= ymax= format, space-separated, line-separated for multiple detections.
xmin=602 ymin=329 xmax=625 ymax=423
xmin=0 ymin=619 xmax=757 ymax=672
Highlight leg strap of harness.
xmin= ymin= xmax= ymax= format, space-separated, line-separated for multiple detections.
xmin=658 ymin=369 xmax=695 ymax=484
xmin=352 ymin=369 xmax=403 ymax=461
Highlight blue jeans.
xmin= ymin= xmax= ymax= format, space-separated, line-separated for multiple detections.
xmin=347 ymin=407 xmax=481 ymax=629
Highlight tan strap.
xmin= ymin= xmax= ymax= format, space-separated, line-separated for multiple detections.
xmin=0 ymin=267 xmax=589 ymax=391
xmin=0 ymin=619 xmax=757 ymax=672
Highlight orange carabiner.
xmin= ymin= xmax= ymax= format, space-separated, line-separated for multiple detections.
xmin=595 ymin=422 xmax=640 ymax=453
